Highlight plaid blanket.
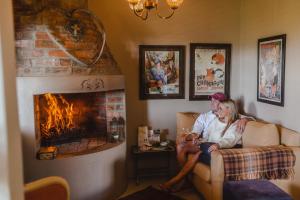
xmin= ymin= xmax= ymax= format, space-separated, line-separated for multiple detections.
xmin=219 ymin=146 xmax=296 ymax=181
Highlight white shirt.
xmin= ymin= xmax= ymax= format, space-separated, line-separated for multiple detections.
xmin=205 ymin=118 xmax=242 ymax=148
xmin=192 ymin=111 xmax=254 ymax=139
xmin=192 ymin=111 xmax=216 ymax=139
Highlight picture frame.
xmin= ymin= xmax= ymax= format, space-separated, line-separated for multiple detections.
xmin=139 ymin=45 xmax=185 ymax=99
xmin=257 ymin=34 xmax=286 ymax=106
xmin=189 ymin=43 xmax=231 ymax=100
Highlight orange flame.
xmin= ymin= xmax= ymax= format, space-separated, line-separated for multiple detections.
xmin=41 ymin=93 xmax=74 ymax=138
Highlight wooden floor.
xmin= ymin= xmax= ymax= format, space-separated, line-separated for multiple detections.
xmin=118 ymin=177 xmax=202 ymax=200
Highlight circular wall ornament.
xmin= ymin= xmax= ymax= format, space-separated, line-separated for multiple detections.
xmin=46 ymin=8 xmax=106 ymax=67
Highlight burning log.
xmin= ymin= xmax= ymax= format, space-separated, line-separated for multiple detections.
xmin=41 ymin=93 xmax=75 ymax=139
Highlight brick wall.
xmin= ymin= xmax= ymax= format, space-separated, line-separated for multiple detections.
xmin=14 ymin=0 xmax=121 ymax=76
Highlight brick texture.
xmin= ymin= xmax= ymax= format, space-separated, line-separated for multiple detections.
xmin=13 ymin=0 xmax=121 ymax=77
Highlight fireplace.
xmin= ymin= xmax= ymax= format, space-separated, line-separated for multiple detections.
xmin=34 ymin=89 xmax=125 ymax=159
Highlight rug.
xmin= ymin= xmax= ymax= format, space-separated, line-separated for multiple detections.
xmin=118 ymin=186 xmax=185 ymax=200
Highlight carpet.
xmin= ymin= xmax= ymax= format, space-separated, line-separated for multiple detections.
xmin=118 ymin=186 xmax=185 ymax=200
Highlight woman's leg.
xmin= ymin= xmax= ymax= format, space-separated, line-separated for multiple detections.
xmin=161 ymin=151 xmax=202 ymax=191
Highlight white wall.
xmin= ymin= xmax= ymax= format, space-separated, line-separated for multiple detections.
xmin=89 ymin=0 xmax=241 ymax=177
xmin=240 ymin=0 xmax=300 ymax=131
xmin=89 ymin=0 xmax=241 ymax=140
xmin=0 ymin=0 xmax=24 ymax=199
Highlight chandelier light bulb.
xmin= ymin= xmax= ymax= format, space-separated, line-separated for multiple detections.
xmin=166 ymin=0 xmax=184 ymax=9
xmin=127 ymin=0 xmax=141 ymax=5
xmin=127 ymin=0 xmax=184 ymax=20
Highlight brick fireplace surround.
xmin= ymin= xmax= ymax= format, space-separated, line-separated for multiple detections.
xmin=14 ymin=0 xmax=127 ymax=199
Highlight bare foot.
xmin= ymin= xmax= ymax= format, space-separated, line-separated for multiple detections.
xmin=158 ymin=183 xmax=172 ymax=193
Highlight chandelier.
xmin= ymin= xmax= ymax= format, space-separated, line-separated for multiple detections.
xmin=127 ymin=0 xmax=184 ymax=20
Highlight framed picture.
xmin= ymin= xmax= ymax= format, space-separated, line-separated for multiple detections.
xmin=257 ymin=34 xmax=286 ymax=106
xmin=189 ymin=43 xmax=231 ymax=100
xmin=139 ymin=45 xmax=185 ymax=99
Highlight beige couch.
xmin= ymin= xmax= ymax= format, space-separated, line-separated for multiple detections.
xmin=176 ymin=112 xmax=300 ymax=200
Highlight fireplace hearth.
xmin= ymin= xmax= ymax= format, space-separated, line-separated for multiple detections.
xmin=34 ymin=89 xmax=125 ymax=159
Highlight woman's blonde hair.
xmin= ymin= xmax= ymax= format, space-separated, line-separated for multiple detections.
xmin=221 ymin=99 xmax=238 ymax=122
xmin=220 ymin=99 xmax=238 ymax=136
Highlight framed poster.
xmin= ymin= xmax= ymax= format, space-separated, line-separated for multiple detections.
xmin=139 ymin=45 xmax=185 ymax=99
xmin=257 ymin=34 xmax=286 ymax=106
xmin=189 ymin=43 xmax=231 ymax=100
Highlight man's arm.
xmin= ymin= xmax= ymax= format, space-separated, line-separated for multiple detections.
xmin=236 ymin=114 xmax=255 ymax=133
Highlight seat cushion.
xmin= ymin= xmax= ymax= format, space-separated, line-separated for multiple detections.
xmin=242 ymin=121 xmax=280 ymax=147
xmin=193 ymin=162 xmax=211 ymax=182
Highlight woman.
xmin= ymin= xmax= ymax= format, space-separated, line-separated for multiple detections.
xmin=160 ymin=99 xmax=241 ymax=192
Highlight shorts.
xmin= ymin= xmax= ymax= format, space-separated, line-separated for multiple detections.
xmin=198 ymin=142 xmax=243 ymax=166
xmin=198 ymin=142 xmax=216 ymax=166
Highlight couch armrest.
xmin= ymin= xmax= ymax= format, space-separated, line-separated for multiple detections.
xmin=176 ymin=112 xmax=200 ymax=136
xmin=211 ymin=151 xmax=225 ymax=182
xmin=210 ymin=151 xmax=225 ymax=200
xmin=280 ymin=127 xmax=300 ymax=147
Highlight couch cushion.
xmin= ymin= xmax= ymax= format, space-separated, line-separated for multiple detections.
xmin=176 ymin=112 xmax=200 ymax=136
xmin=193 ymin=162 xmax=211 ymax=182
xmin=242 ymin=121 xmax=279 ymax=147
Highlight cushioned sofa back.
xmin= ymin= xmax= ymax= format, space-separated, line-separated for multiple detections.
xmin=176 ymin=112 xmax=280 ymax=147
xmin=242 ymin=121 xmax=280 ymax=147
xmin=176 ymin=112 xmax=199 ymax=136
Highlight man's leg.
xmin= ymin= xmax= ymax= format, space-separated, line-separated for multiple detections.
xmin=177 ymin=141 xmax=200 ymax=167
xmin=176 ymin=144 xmax=187 ymax=167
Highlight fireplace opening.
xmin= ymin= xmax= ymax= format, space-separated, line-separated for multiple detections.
xmin=34 ymin=89 xmax=125 ymax=159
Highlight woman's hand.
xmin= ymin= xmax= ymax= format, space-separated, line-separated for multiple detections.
xmin=208 ymin=143 xmax=220 ymax=152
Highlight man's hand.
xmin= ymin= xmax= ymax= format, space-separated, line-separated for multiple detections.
xmin=208 ymin=143 xmax=220 ymax=152
xmin=236 ymin=118 xmax=248 ymax=134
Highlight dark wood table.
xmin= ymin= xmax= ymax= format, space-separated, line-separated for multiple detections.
xmin=131 ymin=144 xmax=175 ymax=184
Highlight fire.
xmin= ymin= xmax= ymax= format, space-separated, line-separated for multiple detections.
xmin=41 ymin=93 xmax=75 ymax=138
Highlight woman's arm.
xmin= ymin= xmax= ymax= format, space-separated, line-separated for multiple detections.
xmin=217 ymin=123 xmax=242 ymax=149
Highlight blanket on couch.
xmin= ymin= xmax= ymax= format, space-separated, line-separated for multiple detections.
xmin=219 ymin=146 xmax=296 ymax=181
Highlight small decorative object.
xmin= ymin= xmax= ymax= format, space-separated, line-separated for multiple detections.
xmin=65 ymin=19 xmax=85 ymax=42
xmin=117 ymin=116 xmax=125 ymax=141
xmin=37 ymin=146 xmax=58 ymax=160
xmin=138 ymin=126 xmax=149 ymax=148
xmin=257 ymin=34 xmax=286 ymax=106
xmin=189 ymin=43 xmax=231 ymax=100
xmin=110 ymin=117 xmax=119 ymax=142
xmin=127 ymin=0 xmax=184 ymax=20
xmin=160 ymin=141 xmax=168 ymax=147
xmin=81 ymin=78 xmax=104 ymax=90
xmin=111 ymin=132 xmax=120 ymax=142
xmin=152 ymin=129 xmax=161 ymax=144
xmin=139 ymin=45 xmax=185 ymax=99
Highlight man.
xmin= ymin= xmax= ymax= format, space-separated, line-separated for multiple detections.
xmin=176 ymin=93 xmax=251 ymax=177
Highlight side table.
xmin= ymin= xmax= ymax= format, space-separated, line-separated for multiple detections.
xmin=131 ymin=144 xmax=175 ymax=184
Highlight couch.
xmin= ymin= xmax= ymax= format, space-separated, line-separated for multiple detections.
xmin=176 ymin=112 xmax=300 ymax=200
